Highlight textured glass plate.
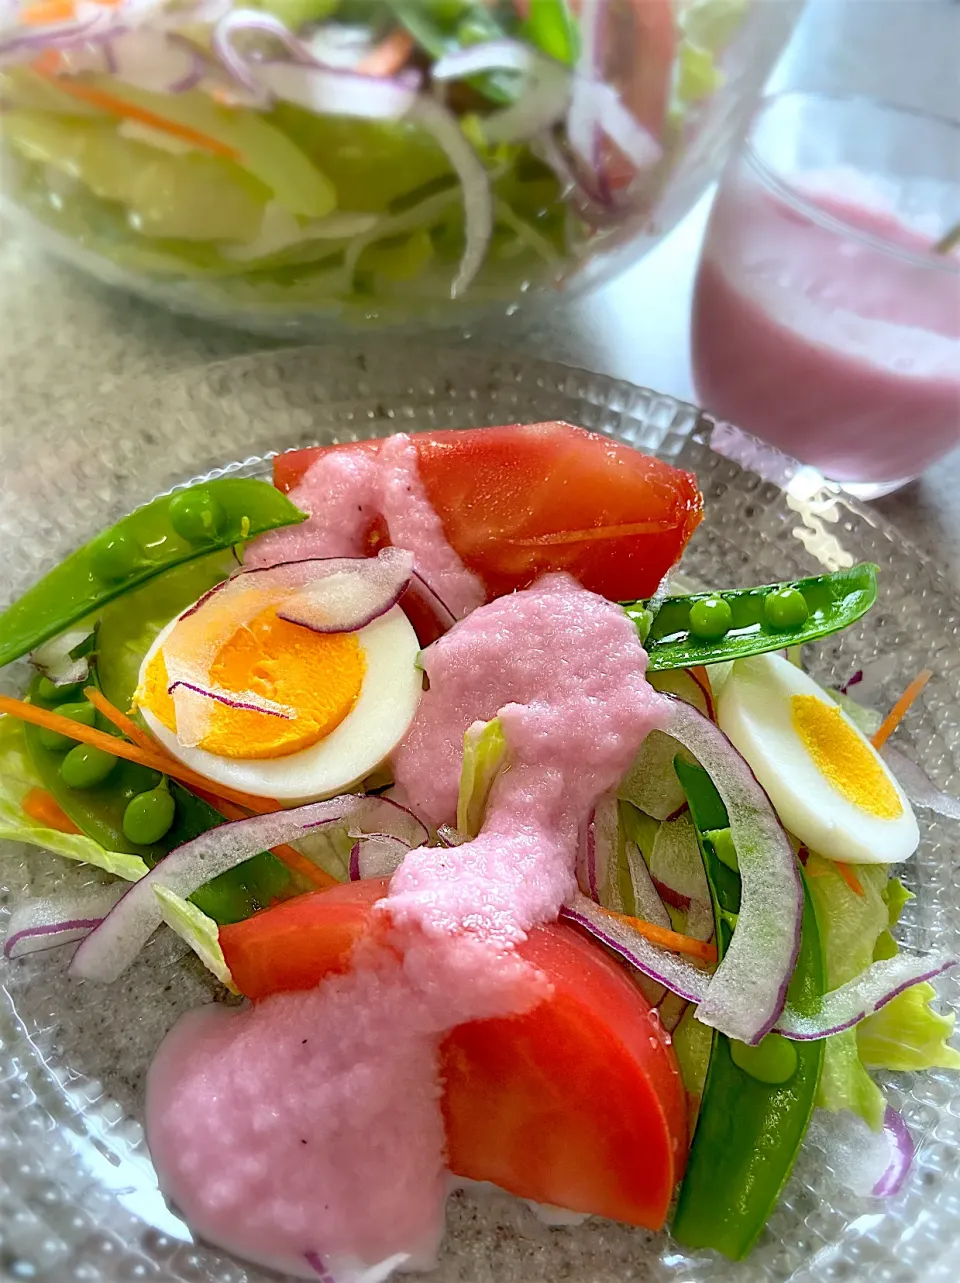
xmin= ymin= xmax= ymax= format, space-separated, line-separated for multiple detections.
xmin=1 ymin=345 xmax=958 ymax=1283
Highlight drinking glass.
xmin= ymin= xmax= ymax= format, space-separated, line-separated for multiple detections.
xmin=691 ymin=91 xmax=960 ymax=499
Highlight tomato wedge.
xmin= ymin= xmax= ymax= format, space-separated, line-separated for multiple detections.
xmin=220 ymin=880 xmax=687 ymax=1229
xmin=273 ymin=423 xmax=702 ymax=602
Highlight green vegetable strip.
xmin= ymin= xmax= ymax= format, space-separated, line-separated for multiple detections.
xmin=0 ymin=479 xmax=306 ymax=668
xmin=626 ymin=564 xmax=878 ymax=671
xmin=671 ymin=760 xmax=825 ymax=1260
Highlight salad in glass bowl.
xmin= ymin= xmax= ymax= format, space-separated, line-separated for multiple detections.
xmin=0 ymin=422 xmax=957 ymax=1280
xmin=0 ymin=1 xmax=800 ymax=332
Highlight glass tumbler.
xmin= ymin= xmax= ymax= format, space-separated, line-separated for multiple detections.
xmin=691 ymin=91 xmax=960 ymax=499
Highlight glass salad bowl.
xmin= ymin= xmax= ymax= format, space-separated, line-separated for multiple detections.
xmin=0 ymin=1 xmax=802 ymax=336
xmin=0 ymin=343 xmax=958 ymax=1283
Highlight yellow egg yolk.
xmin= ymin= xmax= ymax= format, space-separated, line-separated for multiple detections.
xmin=141 ymin=608 xmax=366 ymax=760
xmin=790 ymin=694 xmax=903 ymax=820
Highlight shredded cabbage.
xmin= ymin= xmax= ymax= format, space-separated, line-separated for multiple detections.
xmin=154 ymin=885 xmax=238 ymax=992
xmin=0 ymin=716 xmax=148 ymax=883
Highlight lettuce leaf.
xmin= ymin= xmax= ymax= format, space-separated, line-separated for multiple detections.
xmin=858 ymin=982 xmax=960 ymax=1073
xmin=817 ymin=1028 xmax=887 ymax=1132
xmin=0 ymin=715 xmax=148 ymax=882
xmin=154 ymin=885 xmax=238 ymax=993
xmin=457 ymin=718 xmax=507 ymax=839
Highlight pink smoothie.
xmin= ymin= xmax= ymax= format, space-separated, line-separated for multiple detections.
xmin=247 ymin=434 xmax=486 ymax=619
xmin=146 ymin=574 xmax=666 ymax=1278
xmin=692 ymin=175 xmax=960 ymax=484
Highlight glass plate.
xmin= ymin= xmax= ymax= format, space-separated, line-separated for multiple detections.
xmin=1 ymin=345 xmax=958 ymax=1283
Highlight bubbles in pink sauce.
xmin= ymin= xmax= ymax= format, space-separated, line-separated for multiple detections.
xmin=247 ymin=435 xmax=485 ymax=619
xmin=146 ymin=575 xmax=666 ymax=1276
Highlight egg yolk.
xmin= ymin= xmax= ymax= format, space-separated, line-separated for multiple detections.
xmin=141 ymin=608 xmax=366 ymax=760
xmin=790 ymin=695 xmax=903 ymax=820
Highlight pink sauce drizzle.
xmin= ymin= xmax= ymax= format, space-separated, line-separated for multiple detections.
xmin=146 ymin=578 xmax=665 ymax=1278
xmin=247 ymin=435 xmax=486 ymax=619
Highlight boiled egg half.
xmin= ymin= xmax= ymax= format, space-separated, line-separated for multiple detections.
xmin=716 ymin=652 xmax=918 ymax=864
xmin=136 ymin=589 xmax=421 ymax=803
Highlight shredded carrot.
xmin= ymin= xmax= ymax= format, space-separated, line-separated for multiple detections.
xmin=192 ymin=789 xmax=337 ymax=891
xmin=81 ymin=689 xmax=336 ymax=890
xmin=835 ymin=861 xmax=865 ymax=897
xmin=871 ymin=670 xmax=933 ymax=750
xmin=22 ymin=787 xmax=81 ymax=834
xmin=30 ymin=49 xmax=64 ymax=76
xmin=604 ymin=907 xmax=718 ymax=964
xmin=356 ymin=28 xmax=415 ymax=77
xmin=0 ymin=694 xmax=279 ymax=813
xmin=35 ymin=76 xmax=241 ymax=160
xmin=21 ymin=0 xmax=77 ymax=26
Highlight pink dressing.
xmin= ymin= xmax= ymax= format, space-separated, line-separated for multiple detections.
xmin=247 ymin=435 xmax=486 ymax=619
xmin=146 ymin=575 xmax=666 ymax=1277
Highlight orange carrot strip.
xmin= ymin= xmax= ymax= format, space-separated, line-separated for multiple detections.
xmin=22 ymin=787 xmax=81 ymax=834
xmin=0 ymin=695 xmax=278 ymax=813
xmin=834 ymin=861 xmax=865 ymax=897
xmin=356 ymin=29 xmax=415 ymax=77
xmin=605 ymin=907 xmax=718 ymax=964
xmin=31 ymin=49 xmax=65 ymax=76
xmin=871 ymin=670 xmax=933 ymax=750
xmin=82 ymin=690 xmax=335 ymax=890
xmin=192 ymin=788 xmax=337 ymax=891
xmin=38 ymin=77 xmax=241 ymax=160
xmin=21 ymin=0 xmax=76 ymax=26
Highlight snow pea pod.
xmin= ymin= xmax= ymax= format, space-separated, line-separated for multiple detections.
xmin=0 ymin=479 xmax=305 ymax=668
xmin=671 ymin=759 xmax=825 ymax=1260
xmin=626 ymin=563 xmax=878 ymax=672
xmin=24 ymin=675 xmax=296 ymax=926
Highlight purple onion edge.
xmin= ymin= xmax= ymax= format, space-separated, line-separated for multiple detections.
xmin=4 ymin=917 xmax=104 ymax=960
xmin=348 ymin=841 xmax=361 ymax=882
xmin=779 ymin=958 xmax=958 ymax=1042
xmin=167 ymin=680 xmax=294 ymax=720
xmin=558 ymin=905 xmax=707 ymax=1005
xmin=276 ymin=577 xmax=409 ymax=635
xmin=872 ymin=1107 xmax=914 ymax=1197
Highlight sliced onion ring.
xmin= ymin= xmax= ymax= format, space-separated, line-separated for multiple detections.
xmin=277 ymin=547 xmax=413 ymax=634
xmin=584 ymin=793 xmax=619 ymax=905
xmin=662 ymin=696 xmax=802 ymax=1045
xmin=70 ymin=794 xmax=428 ymax=984
xmin=774 ymin=951 xmax=957 ymax=1041
xmin=348 ymin=833 xmax=410 ymax=882
xmin=873 ymin=1107 xmax=915 ymax=1198
xmin=432 ymin=39 xmax=571 ymax=145
xmin=4 ymin=885 xmax=127 ymax=960
xmin=624 ymin=840 xmax=671 ymax=931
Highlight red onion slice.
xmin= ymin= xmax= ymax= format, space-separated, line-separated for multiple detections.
xmin=4 ymin=885 xmax=127 ymax=960
xmin=30 ymin=626 xmax=93 ymax=687
xmin=872 ymin=1107 xmax=915 ymax=1198
xmin=775 ymin=951 xmax=957 ymax=1041
xmin=277 ymin=548 xmax=413 ymax=634
xmin=348 ymin=834 xmax=409 ymax=882
xmin=662 ymin=696 xmax=803 ymax=1045
xmin=883 ymin=745 xmax=960 ymax=820
xmin=70 ymin=794 xmax=428 ymax=983
xmin=624 ymin=841 xmax=671 ymax=930
xmin=436 ymin=824 xmax=466 ymax=848
xmin=560 ymin=893 xmax=709 ymax=1005
xmin=649 ymin=810 xmax=709 ymax=906
xmin=585 ymin=793 xmax=619 ymax=905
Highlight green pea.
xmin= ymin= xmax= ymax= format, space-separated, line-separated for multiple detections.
xmin=705 ymin=827 xmax=739 ymax=872
xmin=169 ymin=488 xmax=227 ymax=545
xmin=764 ymin=587 xmax=810 ymax=630
xmin=60 ymin=743 xmax=118 ymax=789
xmin=122 ymin=781 xmax=176 ymax=845
xmin=38 ymin=701 xmax=97 ymax=752
xmin=90 ymin=528 xmax=141 ymax=583
xmin=37 ymin=675 xmax=83 ymax=703
xmin=689 ymin=596 xmax=734 ymax=641
xmin=730 ymin=1032 xmax=798 ymax=1085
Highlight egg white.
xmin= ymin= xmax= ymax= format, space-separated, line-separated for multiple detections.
xmin=139 ymin=605 xmax=422 ymax=803
xmin=716 ymin=652 xmax=918 ymax=865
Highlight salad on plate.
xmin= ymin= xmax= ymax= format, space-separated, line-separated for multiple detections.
xmin=0 ymin=421 xmax=957 ymax=1279
xmin=0 ymin=0 xmax=765 ymax=324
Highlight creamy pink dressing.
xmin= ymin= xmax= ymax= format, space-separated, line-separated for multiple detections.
xmin=146 ymin=575 xmax=666 ymax=1278
xmin=248 ymin=435 xmax=486 ymax=619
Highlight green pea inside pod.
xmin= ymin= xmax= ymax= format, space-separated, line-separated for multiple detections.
xmin=123 ymin=778 xmax=177 ymax=845
xmin=764 ymin=587 xmax=810 ymax=630
xmin=37 ymin=700 xmax=97 ymax=752
xmin=729 ymin=1032 xmax=799 ymax=1085
xmin=689 ymin=595 xmax=733 ymax=641
xmin=89 ymin=528 xmax=143 ymax=583
xmin=61 ymin=743 xmax=118 ymax=789
xmin=36 ymin=675 xmax=84 ymax=703
xmin=168 ymin=487 xmax=228 ymax=546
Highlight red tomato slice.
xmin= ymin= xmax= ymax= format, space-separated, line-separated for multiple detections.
xmin=220 ymin=880 xmax=687 ymax=1229
xmin=273 ymin=423 xmax=702 ymax=602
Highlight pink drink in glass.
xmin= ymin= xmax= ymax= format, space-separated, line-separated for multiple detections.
xmin=691 ymin=94 xmax=960 ymax=497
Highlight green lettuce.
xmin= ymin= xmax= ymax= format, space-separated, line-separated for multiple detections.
xmin=154 ymin=885 xmax=238 ymax=993
xmin=0 ymin=715 xmax=148 ymax=883
xmin=457 ymin=718 xmax=508 ymax=839
xmin=858 ymin=982 xmax=960 ymax=1073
